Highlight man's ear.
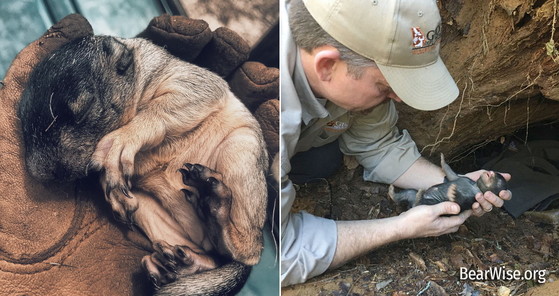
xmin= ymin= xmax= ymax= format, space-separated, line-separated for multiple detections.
xmin=313 ymin=47 xmax=341 ymax=82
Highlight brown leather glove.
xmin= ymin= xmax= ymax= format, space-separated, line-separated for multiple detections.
xmin=0 ymin=14 xmax=153 ymax=296
xmin=140 ymin=14 xmax=279 ymax=163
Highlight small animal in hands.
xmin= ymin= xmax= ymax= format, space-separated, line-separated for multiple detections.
xmin=389 ymin=154 xmax=508 ymax=212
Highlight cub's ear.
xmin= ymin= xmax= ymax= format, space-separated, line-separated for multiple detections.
xmin=101 ymin=37 xmax=134 ymax=75
xmin=68 ymin=90 xmax=95 ymax=125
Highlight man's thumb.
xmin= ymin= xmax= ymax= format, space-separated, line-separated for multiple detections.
xmin=435 ymin=201 xmax=461 ymax=216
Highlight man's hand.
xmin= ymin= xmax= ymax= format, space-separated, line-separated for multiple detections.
xmin=465 ymin=170 xmax=512 ymax=216
xmin=330 ymin=201 xmax=471 ymax=269
xmin=397 ymin=202 xmax=471 ymax=239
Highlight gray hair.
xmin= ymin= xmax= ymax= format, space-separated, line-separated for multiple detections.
xmin=288 ymin=0 xmax=376 ymax=78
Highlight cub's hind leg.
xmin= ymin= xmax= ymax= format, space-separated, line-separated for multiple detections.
xmin=141 ymin=240 xmax=218 ymax=288
xmin=179 ymin=163 xmax=232 ymax=230
xmin=211 ymin=128 xmax=268 ymax=266
xmin=128 ymin=173 xmax=218 ymax=287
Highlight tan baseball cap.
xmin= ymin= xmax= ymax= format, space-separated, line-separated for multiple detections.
xmin=303 ymin=0 xmax=459 ymax=111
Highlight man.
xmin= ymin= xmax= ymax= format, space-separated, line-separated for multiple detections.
xmin=280 ymin=0 xmax=512 ymax=286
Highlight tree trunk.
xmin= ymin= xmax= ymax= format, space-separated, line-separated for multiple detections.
xmin=398 ymin=0 xmax=559 ymax=162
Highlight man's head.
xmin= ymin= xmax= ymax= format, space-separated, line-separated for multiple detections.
xmin=289 ymin=0 xmax=459 ymax=111
xmin=289 ymin=0 xmax=374 ymax=79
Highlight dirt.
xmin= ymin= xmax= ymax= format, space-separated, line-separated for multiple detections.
xmin=282 ymin=156 xmax=559 ymax=296
xmin=397 ymin=0 xmax=559 ymax=159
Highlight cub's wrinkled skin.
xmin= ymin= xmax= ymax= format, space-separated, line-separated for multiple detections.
xmin=389 ymin=154 xmax=508 ymax=212
xmin=19 ymin=35 xmax=268 ymax=295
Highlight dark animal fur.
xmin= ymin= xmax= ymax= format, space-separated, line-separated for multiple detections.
xmin=19 ymin=36 xmax=134 ymax=182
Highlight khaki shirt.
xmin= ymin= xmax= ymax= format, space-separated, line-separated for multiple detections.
xmin=280 ymin=0 xmax=421 ymax=286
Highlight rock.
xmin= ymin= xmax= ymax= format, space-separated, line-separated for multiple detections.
xmin=497 ymin=286 xmax=511 ymax=296
xmin=375 ymin=279 xmax=392 ymax=291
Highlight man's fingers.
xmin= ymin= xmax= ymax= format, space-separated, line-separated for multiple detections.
xmin=483 ymin=191 xmax=505 ymax=208
xmin=471 ymin=202 xmax=484 ymax=217
xmin=438 ymin=209 xmax=471 ymax=235
xmin=435 ymin=201 xmax=461 ymax=216
xmin=459 ymin=209 xmax=473 ymax=220
xmin=499 ymin=189 xmax=512 ymax=201
xmin=465 ymin=170 xmax=485 ymax=181
xmin=475 ymin=193 xmax=493 ymax=212
xmin=442 ymin=226 xmax=460 ymax=235
xmin=445 ymin=209 xmax=470 ymax=225
xmin=465 ymin=170 xmax=511 ymax=183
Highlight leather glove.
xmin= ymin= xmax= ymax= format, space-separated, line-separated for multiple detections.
xmin=139 ymin=14 xmax=279 ymax=163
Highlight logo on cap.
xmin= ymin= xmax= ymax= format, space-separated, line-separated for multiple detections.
xmin=411 ymin=24 xmax=441 ymax=54
xmin=411 ymin=27 xmax=426 ymax=48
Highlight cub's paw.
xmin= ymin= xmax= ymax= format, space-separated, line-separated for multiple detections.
xmin=141 ymin=241 xmax=218 ymax=288
xmin=91 ymin=128 xmax=142 ymax=224
xmin=178 ymin=163 xmax=232 ymax=224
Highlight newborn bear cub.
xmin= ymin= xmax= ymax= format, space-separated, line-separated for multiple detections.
xmin=389 ymin=154 xmax=507 ymax=212
xmin=18 ymin=35 xmax=268 ymax=295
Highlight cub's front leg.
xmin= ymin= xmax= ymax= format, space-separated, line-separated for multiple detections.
xmin=91 ymin=123 xmax=153 ymax=224
xmin=90 ymin=88 xmax=225 ymax=222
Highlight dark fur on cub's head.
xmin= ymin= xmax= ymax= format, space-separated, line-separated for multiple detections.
xmin=476 ymin=172 xmax=508 ymax=195
xmin=18 ymin=35 xmax=135 ymax=182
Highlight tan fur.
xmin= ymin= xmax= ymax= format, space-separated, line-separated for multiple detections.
xmin=388 ymin=184 xmax=396 ymax=202
xmin=414 ymin=189 xmax=425 ymax=206
xmin=447 ymin=183 xmax=457 ymax=203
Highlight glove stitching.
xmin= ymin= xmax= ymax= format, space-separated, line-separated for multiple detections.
xmin=0 ymin=185 xmax=103 ymax=274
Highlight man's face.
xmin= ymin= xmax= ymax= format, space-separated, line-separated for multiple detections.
xmin=325 ymin=61 xmax=402 ymax=112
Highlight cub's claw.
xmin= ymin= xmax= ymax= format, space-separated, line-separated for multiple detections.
xmin=142 ymin=241 xmax=218 ymax=288
xmin=180 ymin=188 xmax=197 ymax=204
xmin=179 ymin=163 xmax=232 ymax=225
xmin=207 ymin=176 xmax=219 ymax=187
xmin=102 ymin=177 xmax=138 ymax=225
xmin=177 ymin=163 xmax=195 ymax=184
xmin=120 ymin=185 xmax=131 ymax=198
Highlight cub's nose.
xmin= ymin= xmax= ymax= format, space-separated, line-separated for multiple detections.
xmin=25 ymin=153 xmax=52 ymax=182
xmin=25 ymin=153 xmax=71 ymax=183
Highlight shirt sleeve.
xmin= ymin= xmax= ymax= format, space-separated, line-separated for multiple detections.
xmin=339 ymin=100 xmax=421 ymax=184
xmin=280 ymin=8 xmax=339 ymax=283
xmin=280 ymin=121 xmax=338 ymax=286
xmin=280 ymin=85 xmax=338 ymax=287
xmin=280 ymin=210 xmax=337 ymax=286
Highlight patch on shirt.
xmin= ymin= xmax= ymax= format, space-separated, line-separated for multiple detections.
xmin=323 ymin=120 xmax=349 ymax=133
